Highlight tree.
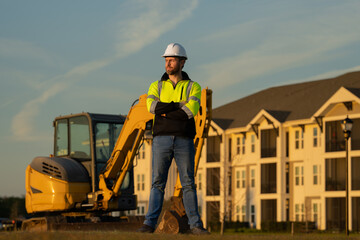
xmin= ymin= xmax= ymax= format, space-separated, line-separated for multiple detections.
xmin=0 ymin=196 xmax=26 ymax=219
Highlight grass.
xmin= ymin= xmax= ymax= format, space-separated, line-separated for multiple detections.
xmin=1 ymin=231 xmax=360 ymax=240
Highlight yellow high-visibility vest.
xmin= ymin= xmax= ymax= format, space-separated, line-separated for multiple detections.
xmin=147 ymin=78 xmax=201 ymax=119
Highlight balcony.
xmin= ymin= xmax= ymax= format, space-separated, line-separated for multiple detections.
xmin=325 ymin=158 xmax=346 ymax=191
xmin=325 ymin=120 xmax=345 ymax=152
xmin=261 ymin=147 xmax=276 ymax=158
xmin=207 ymin=136 xmax=221 ymax=162
xmin=261 ymin=163 xmax=277 ymax=194
xmin=261 ymin=129 xmax=277 ymax=158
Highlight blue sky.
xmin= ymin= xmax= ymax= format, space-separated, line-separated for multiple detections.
xmin=1 ymin=0 xmax=360 ymax=196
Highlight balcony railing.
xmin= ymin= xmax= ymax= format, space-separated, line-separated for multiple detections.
xmin=207 ymin=153 xmax=220 ymax=162
xmin=352 ymin=138 xmax=360 ymax=150
xmin=325 ymin=179 xmax=345 ymax=191
xmin=325 ymin=140 xmax=345 ymax=152
xmin=261 ymin=183 xmax=277 ymax=194
xmin=261 ymin=147 xmax=276 ymax=158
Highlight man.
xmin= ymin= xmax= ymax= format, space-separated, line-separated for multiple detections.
xmin=137 ymin=43 xmax=208 ymax=235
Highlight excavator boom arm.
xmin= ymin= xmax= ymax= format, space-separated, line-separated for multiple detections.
xmin=173 ymin=88 xmax=212 ymax=196
xmin=97 ymin=94 xmax=153 ymax=206
xmin=97 ymin=89 xmax=212 ymax=210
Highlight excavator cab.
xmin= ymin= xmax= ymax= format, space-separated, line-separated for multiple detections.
xmin=25 ymin=113 xmax=136 ymax=214
xmin=53 ymin=113 xmax=131 ymax=191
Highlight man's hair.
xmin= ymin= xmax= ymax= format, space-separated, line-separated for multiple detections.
xmin=179 ymin=57 xmax=186 ymax=69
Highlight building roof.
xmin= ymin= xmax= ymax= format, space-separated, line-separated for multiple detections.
xmin=212 ymin=71 xmax=360 ymax=130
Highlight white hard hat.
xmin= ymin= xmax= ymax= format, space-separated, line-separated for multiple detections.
xmin=162 ymin=43 xmax=187 ymax=59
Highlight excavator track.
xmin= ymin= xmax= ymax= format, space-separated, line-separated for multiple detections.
xmin=22 ymin=215 xmax=144 ymax=232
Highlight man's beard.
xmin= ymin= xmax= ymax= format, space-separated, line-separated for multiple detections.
xmin=166 ymin=65 xmax=181 ymax=75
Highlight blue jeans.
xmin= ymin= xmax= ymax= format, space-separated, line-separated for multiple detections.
xmin=144 ymin=135 xmax=203 ymax=229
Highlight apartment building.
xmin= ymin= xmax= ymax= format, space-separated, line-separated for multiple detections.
xmin=132 ymin=71 xmax=360 ymax=231
xmin=198 ymin=71 xmax=360 ymax=231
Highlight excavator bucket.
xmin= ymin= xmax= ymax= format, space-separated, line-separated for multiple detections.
xmin=155 ymin=196 xmax=189 ymax=234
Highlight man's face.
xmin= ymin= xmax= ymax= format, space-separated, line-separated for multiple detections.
xmin=165 ymin=57 xmax=184 ymax=75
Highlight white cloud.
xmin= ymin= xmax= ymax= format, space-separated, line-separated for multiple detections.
xmin=198 ymin=1 xmax=360 ymax=90
xmin=0 ymin=38 xmax=52 ymax=62
xmin=115 ymin=0 xmax=198 ymax=58
xmin=11 ymin=79 xmax=69 ymax=141
xmin=11 ymin=0 xmax=199 ymax=141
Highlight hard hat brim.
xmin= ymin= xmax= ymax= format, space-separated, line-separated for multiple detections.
xmin=161 ymin=54 xmax=187 ymax=60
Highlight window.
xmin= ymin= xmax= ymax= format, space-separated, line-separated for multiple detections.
xmin=55 ymin=119 xmax=68 ymax=156
xmin=313 ymin=127 xmax=319 ymax=147
xmin=54 ymin=116 xmax=93 ymax=160
xmin=313 ymin=165 xmax=320 ymax=185
xmin=236 ymin=137 xmax=241 ymax=155
xmin=198 ymin=173 xmax=202 ymax=190
xmin=69 ymin=116 xmax=91 ymax=160
xmin=136 ymin=204 xmax=145 ymax=215
xmin=295 ymin=167 xmax=299 ymax=185
xmin=251 ymin=205 xmax=255 ymax=223
xmin=207 ymin=168 xmax=220 ymax=195
xmin=261 ymin=129 xmax=277 ymax=158
xmin=137 ymin=174 xmax=140 ymax=191
xmin=261 ymin=199 xmax=277 ymax=222
xmin=286 ymin=199 xmax=290 ymax=221
xmin=352 ymin=118 xmax=360 ymax=150
xmin=228 ymin=138 xmax=232 ymax=161
xmin=138 ymin=144 xmax=145 ymax=159
xmin=251 ymin=135 xmax=255 ymax=153
xmin=207 ymin=136 xmax=221 ymax=162
xmin=236 ymin=170 xmax=240 ymax=189
xmin=326 ymin=198 xmax=345 ymax=231
xmin=94 ymin=122 xmax=123 ymax=180
xmin=295 ymin=204 xmax=300 ymax=221
xmin=236 ymin=205 xmax=240 ymax=221
xmin=325 ymin=120 xmax=345 ymax=152
xmin=352 ymin=157 xmax=360 ymax=190
xmin=95 ymin=122 xmax=122 ymax=162
xmin=285 ymin=162 xmax=289 ymax=193
xmin=301 ymin=204 xmax=305 ymax=222
xmin=353 ymin=197 xmax=360 ymax=232
xmin=250 ymin=169 xmax=255 ymax=188
xmin=301 ymin=166 xmax=304 ymax=185
xmin=261 ymin=163 xmax=276 ymax=193
xmin=207 ymin=201 xmax=220 ymax=223
xmin=326 ymin=158 xmax=346 ymax=191
xmin=236 ymin=136 xmax=245 ymax=155
xmin=286 ymin=132 xmax=289 ymax=157
xmin=241 ymin=205 xmax=246 ymax=222
xmin=295 ymin=129 xmax=304 ymax=149
xmin=313 ymin=203 xmax=319 ymax=226
xmin=242 ymin=136 xmax=246 ymax=154
xmin=295 ymin=166 xmax=304 ymax=186
xmin=241 ymin=170 xmax=246 ymax=188
xmin=137 ymin=174 xmax=145 ymax=191
xmin=294 ymin=203 xmax=304 ymax=222
xmin=228 ymin=173 xmax=232 ymax=196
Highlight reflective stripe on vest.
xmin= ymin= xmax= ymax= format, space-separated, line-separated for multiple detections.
xmin=186 ymin=81 xmax=194 ymax=102
xmin=157 ymin=80 xmax=163 ymax=97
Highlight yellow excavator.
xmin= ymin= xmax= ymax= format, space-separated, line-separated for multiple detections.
xmin=22 ymin=88 xmax=212 ymax=233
